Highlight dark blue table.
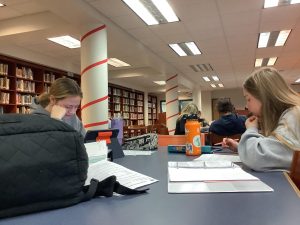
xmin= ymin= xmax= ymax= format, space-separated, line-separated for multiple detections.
xmin=0 ymin=148 xmax=299 ymax=225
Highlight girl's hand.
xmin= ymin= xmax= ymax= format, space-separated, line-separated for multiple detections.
xmin=50 ymin=104 xmax=67 ymax=120
xmin=222 ymin=138 xmax=238 ymax=152
xmin=245 ymin=115 xmax=258 ymax=129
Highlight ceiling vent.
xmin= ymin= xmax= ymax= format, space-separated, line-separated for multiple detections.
xmin=190 ymin=63 xmax=214 ymax=72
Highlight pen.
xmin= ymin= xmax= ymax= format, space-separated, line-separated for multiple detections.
xmin=213 ymin=138 xmax=239 ymax=146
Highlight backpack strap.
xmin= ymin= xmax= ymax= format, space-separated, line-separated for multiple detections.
xmin=82 ymin=176 xmax=148 ymax=201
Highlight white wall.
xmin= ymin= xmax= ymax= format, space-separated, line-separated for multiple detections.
xmin=211 ymin=88 xmax=245 ymax=110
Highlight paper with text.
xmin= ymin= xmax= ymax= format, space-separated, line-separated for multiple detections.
xmin=85 ymin=160 xmax=158 ymax=189
xmin=84 ymin=141 xmax=108 ymax=164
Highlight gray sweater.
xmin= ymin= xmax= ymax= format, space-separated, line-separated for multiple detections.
xmin=238 ymin=106 xmax=300 ymax=172
xmin=30 ymin=98 xmax=86 ymax=137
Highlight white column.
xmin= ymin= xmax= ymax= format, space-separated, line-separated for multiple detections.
xmin=80 ymin=24 xmax=108 ymax=130
xmin=166 ymin=74 xmax=179 ymax=135
xmin=192 ymin=86 xmax=202 ymax=111
xmin=144 ymin=92 xmax=148 ymax=126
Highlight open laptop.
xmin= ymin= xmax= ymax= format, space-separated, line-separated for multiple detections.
xmin=84 ymin=128 xmax=124 ymax=159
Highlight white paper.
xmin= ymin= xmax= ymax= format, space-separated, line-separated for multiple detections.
xmin=168 ymin=167 xmax=259 ymax=182
xmin=84 ymin=141 xmax=108 ymax=164
xmin=168 ymin=180 xmax=274 ymax=193
xmin=168 ymin=161 xmax=236 ymax=169
xmin=85 ymin=160 xmax=158 ymax=189
xmin=123 ymin=150 xmax=154 ymax=156
xmin=194 ymin=154 xmax=241 ymax=163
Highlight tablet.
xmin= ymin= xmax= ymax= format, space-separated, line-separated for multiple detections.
xmin=84 ymin=128 xmax=124 ymax=159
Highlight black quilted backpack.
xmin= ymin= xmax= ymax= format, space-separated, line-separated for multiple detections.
xmin=0 ymin=114 xmax=146 ymax=218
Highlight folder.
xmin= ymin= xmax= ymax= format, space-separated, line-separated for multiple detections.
xmin=168 ymin=161 xmax=273 ymax=193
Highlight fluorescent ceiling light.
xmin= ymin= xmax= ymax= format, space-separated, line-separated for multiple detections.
xmin=295 ymin=78 xmax=300 ymax=83
xmin=255 ymin=58 xmax=263 ymax=67
xmin=212 ymin=75 xmax=219 ymax=81
xmin=258 ymin=32 xmax=270 ymax=48
xmin=202 ymin=77 xmax=210 ymax=82
xmin=169 ymin=42 xmax=201 ymax=56
xmin=169 ymin=44 xmax=187 ymax=56
xmin=218 ymin=83 xmax=224 ymax=87
xmin=210 ymin=84 xmax=216 ymax=88
xmin=275 ymin=30 xmax=291 ymax=46
xmin=108 ymin=58 xmax=130 ymax=67
xmin=185 ymin=42 xmax=201 ymax=55
xmin=264 ymin=0 xmax=279 ymax=8
xmin=47 ymin=35 xmax=80 ymax=48
xmin=123 ymin=0 xmax=158 ymax=25
xmin=151 ymin=0 xmax=179 ymax=22
xmin=153 ymin=81 xmax=166 ymax=85
xmin=0 ymin=3 xmax=6 ymax=7
xmin=291 ymin=0 xmax=300 ymax=4
xmin=122 ymin=0 xmax=178 ymax=25
xmin=267 ymin=57 xmax=277 ymax=66
xmin=255 ymin=57 xmax=277 ymax=67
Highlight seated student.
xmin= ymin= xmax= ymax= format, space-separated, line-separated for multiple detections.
xmin=223 ymin=67 xmax=300 ymax=171
xmin=30 ymin=77 xmax=86 ymax=137
xmin=209 ymin=98 xmax=246 ymax=136
xmin=175 ymin=103 xmax=201 ymax=135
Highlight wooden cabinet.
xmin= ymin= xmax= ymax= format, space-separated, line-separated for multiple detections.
xmin=108 ymin=83 xmax=144 ymax=126
xmin=0 ymin=54 xmax=80 ymax=114
xmin=148 ymin=95 xmax=157 ymax=125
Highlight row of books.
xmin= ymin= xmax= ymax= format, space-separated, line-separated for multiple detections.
xmin=44 ymin=73 xmax=55 ymax=83
xmin=16 ymin=67 xmax=34 ymax=80
xmin=0 ymin=63 xmax=8 ymax=76
xmin=16 ymin=106 xmax=31 ymax=114
xmin=16 ymin=94 xmax=34 ymax=105
xmin=16 ymin=80 xmax=35 ymax=93
xmin=0 ymin=77 xmax=9 ymax=89
xmin=0 ymin=92 xmax=10 ymax=104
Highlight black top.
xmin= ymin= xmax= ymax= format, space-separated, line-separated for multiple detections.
xmin=174 ymin=114 xmax=209 ymax=135
xmin=209 ymin=113 xmax=246 ymax=136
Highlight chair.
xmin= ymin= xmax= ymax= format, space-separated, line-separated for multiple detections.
xmin=158 ymin=135 xmax=186 ymax=146
xmin=289 ymin=151 xmax=300 ymax=190
xmin=208 ymin=132 xmax=242 ymax=146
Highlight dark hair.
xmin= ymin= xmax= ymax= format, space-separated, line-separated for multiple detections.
xmin=217 ymin=98 xmax=234 ymax=113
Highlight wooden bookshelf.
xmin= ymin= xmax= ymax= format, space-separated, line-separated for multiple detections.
xmin=108 ymin=83 xmax=144 ymax=126
xmin=0 ymin=54 xmax=80 ymax=114
xmin=148 ymin=95 xmax=157 ymax=125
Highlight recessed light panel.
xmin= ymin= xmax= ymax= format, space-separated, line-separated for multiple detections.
xmin=122 ymin=0 xmax=179 ymax=25
xmin=47 ymin=35 xmax=80 ymax=48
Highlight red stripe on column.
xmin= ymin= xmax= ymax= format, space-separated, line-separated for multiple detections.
xmin=84 ymin=120 xmax=108 ymax=128
xmin=166 ymin=74 xmax=177 ymax=82
xmin=166 ymin=98 xmax=177 ymax=105
xmin=166 ymin=113 xmax=179 ymax=120
xmin=168 ymin=128 xmax=176 ymax=133
xmin=81 ymin=58 xmax=108 ymax=76
xmin=81 ymin=24 xmax=106 ymax=42
xmin=81 ymin=95 xmax=108 ymax=111
xmin=166 ymin=85 xmax=178 ymax=93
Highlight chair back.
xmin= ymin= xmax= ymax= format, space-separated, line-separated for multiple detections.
xmin=209 ymin=132 xmax=242 ymax=145
xmin=289 ymin=151 xmax=300 ymax=190
xmin=158 ymin=135 xmax=185 ymax=146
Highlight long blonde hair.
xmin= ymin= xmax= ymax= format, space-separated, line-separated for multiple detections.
xmin=178 ymin=103 xmax=199 ymax=120
xmin=38 ymin=77 xmax=82 ymax=107
xmin=243 ymin=67 xmax=300 ymax=136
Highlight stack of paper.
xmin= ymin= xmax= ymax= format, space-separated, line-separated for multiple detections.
xmin=86 ymin=160 xmax=158 ymax=189
xmin=168 ymin=161 xmax=273 ymax=193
